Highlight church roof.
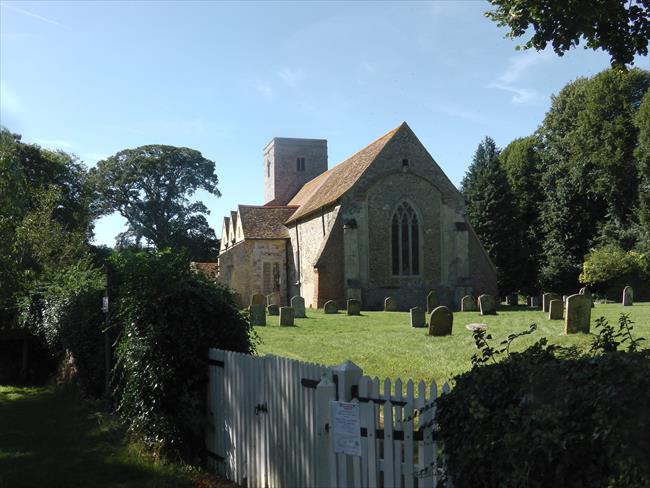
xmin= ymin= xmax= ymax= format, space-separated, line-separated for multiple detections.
xmin=286 ymin=123 xmax=404 ymax=223
xmin=238 ymin=205 xmax=298 ymax=239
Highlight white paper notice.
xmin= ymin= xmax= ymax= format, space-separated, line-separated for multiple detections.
xmin=330 ymin=401 xmax=361 ymax=456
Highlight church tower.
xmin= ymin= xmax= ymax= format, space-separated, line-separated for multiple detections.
xmin=263 ymin=137 xmax=328 ymax=205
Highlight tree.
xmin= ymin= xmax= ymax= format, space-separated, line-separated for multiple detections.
xmin=461 ymin=137 xmax=525 ymax=293
xmin=89 ymin=145 xmax=221 ymax=260
xmin=635 ymin=89 xmax=650 ymax=253
xmin=485 ymin=0 xmax=650 ymax=67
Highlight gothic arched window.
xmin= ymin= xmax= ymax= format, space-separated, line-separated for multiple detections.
xmin=391 ymin=202 xmax=420 ymax=276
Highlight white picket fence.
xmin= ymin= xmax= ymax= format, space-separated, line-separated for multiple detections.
xmin=206 ymin=348 xmax=449 ymax=488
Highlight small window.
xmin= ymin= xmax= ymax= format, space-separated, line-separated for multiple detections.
xmin=267 ymin=161 xmax=271 ymax=177
xmin=297 ymin=157 xmax=305 ymax=171
xmin=402 ymin=159 xmax=409 ymax=168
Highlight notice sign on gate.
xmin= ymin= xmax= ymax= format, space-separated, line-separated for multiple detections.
xmin=330 ymin=401 xmax=361 ymax=456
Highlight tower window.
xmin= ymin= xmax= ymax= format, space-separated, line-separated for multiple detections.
xmin=391 ymin=201 xmax=420 ymax=276
xmin=297 ymin=157 xmax=305 ymax=171
xmin=402 ymin=159 xmax=409 ymax=168
xmin=267 ymin=160 xmax=270 ymax=177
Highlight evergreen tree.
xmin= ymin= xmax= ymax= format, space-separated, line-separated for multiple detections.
xmin=635 ymin=89 xmax=650 ymax=254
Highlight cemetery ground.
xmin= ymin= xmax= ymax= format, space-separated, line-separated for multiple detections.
xmin=256 ymin=302 xmax=650 ymax=387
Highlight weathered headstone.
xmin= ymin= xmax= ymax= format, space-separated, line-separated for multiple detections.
xmin=410 ymin=307 xmax=425 ymax=328
xmin=426 ymin=291 xmax=439 ymax=314
xmin=384 ymin=297 xmax=398 ymax=312
xmin=461 ymin=295 xmax=477 ymax=312
xmin=267 ymin=292 xmax=281 ymax=307
xmin=564 ymin=294 xmax=591 ymax=334
xmin=267 ymin=304 xmax=279 ymax=316
xmin=347 ymin=299 xmax=361 ymax=316
xmin=506 ymin=293 xmax=518 ymax=306
xmin=542 ymin=292 xmax=561 ymax=312
xmin=530 ymin=296 xmax=541 ymax=308
xmin=428 ymin=306 xmax=453 ymax=336
xmin=249 ymin=304 xmax=266 ymax=326
xmin=291 ymin=296 xmax=306 ymax=318
xmin=279 ymin=307 xmax=294 ymax=326
xmin=323 ymin=300 xmax=338 ymax=314
xmin=478 ymin=294 xmax=496 ymax=315
xmin=579 ymin=287 xmax=594 ymax=308
xmin=623 ymin=286 xmax=633 ymax=306
xmin=250 ymin=293 xmax=265 ymax=306
xmin=548 ymin=299 xmax=563 ymax=320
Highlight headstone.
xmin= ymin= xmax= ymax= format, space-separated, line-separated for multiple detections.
xmin=279 ymin=307 xmax=294 ymax=326
xmin=249 ymin=304 xmax=266 ymax=326
xmin=291 ymin=296 xmax=306 ymax=318
xmin=530 ymin=296 xmax=540 ymax=308
xmin=548 ymin=299 xmax=563 ymax=320
xmin=267 ymin=304 xmax=279 ymax=316
xmin=505 ymin=293 xmax=518 ymax=306
xmin=347 ymin=299 xmax=361 ymax=316
xmin=564 ymin=294 xmax=591 ymax=334
xmin=478 ymin=294 xmax=496 ymax=315
xmin=428 ymin=306 xmax=453 ymax=336
xmin=623 ymin=286 xmax=633 ymax=306
xmin=384 ymin=297 xmax=398 ymax=312
xmin=410 ymin=307 xmax=425 ymax=328
xmin=250 ymin=293 xmax=265 ymax=306
xmin=324 ymin=300 xmax=338 ymax=314
xmin=461 ymin=295 xmax=477 ymax=312
xmin=426 ymin=291 xmax=439 ymax=314
xmin=267 ymin=292 xmax=281 ymax=307
xmin=526 ymin=296 xmax=531 ymax=306
xmin=579 ymin=287 xmax=594 ymax=308
xmin=465 ymin=323 xmax=487 ymax=332
xmin=542 ymin=292 xmax=561 ymax=312
xmin=562 ymin=295 xmax=568 ymax=303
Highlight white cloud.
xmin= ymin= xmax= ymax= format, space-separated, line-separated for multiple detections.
xmin=277 ymin=67 xmax=305 ymax=88
xmin=488 ymin=82 xmax=540 ymax=104
xmin=489 ymin=50 xmax=551 ymax=105
xmin=1 ymin=3 xmax=71 ymax=30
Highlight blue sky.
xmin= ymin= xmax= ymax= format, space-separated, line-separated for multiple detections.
xmin=2 ymin=1 xmax=647 ymax=247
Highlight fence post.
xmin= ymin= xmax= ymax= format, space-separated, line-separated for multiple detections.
xmin=316 ymin=372 xmax=337 ymax=488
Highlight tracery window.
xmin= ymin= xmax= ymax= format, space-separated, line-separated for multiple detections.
xmin=391 ymin=202 xmax=420 ymax=275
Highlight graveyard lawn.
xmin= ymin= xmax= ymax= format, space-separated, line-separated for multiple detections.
xmin=255 ymin=303 xmax=650 ymax=386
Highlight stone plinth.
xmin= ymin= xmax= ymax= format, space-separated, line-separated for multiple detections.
xmin=461 ymin=295 xmax=477 ymax=312
xmin=384 ymin=297 xmax=398 ymax=312
xmin=324 ymin=300 xmax=338 ymax=314
xmin=426 ymin=291 xmax=439 ymax=314
xmin=249 ymin=304 xmax=266 ymax=326
xmin=542 ymin=292 xmax=561 ymax=312
xmin=347 ymin=299 xmax=361 ymax=316
xmin=548 ymin=299 xmax=563 ymax=320
xmin=623 ymin=286 xmax=633 ymax=306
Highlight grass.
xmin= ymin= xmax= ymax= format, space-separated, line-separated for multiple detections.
xmin=255 ymin=302 xmax=650 ymax=387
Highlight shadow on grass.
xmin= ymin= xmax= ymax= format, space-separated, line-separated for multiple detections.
xmin=0 ymin=385 xmax=193 ymax=488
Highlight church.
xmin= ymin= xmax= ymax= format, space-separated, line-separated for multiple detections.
xmin=217 ymin=122 xmax=497 ymax=310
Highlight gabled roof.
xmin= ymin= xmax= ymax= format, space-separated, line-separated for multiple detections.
xmin=286 ymin=123 xmax=404 ymax=223
xmin=238 ymin=205 xmax=298 ymax=239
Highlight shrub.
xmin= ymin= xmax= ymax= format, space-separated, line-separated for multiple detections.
xmin=580 ymin=244 xmax=648 ymax=286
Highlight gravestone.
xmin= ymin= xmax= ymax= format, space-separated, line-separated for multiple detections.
xmin=384 ymin=297 xmax=398 ymax=312
xmin=548 ymin=299 xmax=563 ymax=320
xmin=564 ymin=294 xmax=591 ymax=334
xmin=249 ymin=304 xmax=266 ymax=326
xmin=279 ymin=307 xmax=294 ymax=326
xmin=347 ymin=299 xmax=361 ymax=316
xmin=542 ymin=292 xmax=561 ymax=312
xmin=428 ymin=306 xmax=453 ymax=336
xmin=506 ymin=294 xmax=518 ymax=306
xmin=579 ymin=287 xmax=594 ymax=308
xmin=410 ymin=307 xmax=425 ymax=328
xmin=623 ymin=286 xmax=633 ymax=306
xmin=291 ymin=296 xmax=306 ymax=318
xmin=478 ymin=294 xmax=496 ymax=315
xmin=250 ymin=294 xmax=265 ymax=306
xmin=267 ymin=304 xmax=279 ymax=316
xmin=530 ymin=296 xmax=541 ymax=308
xmin=562 ymin=295 xmax=568 ymax=303
xmin=461 ymin=295 xmax=477 ymax=312
xmin=324 ymin=300 xmax=338 ymax=314
xmin=426 ymin=291 xmax=439 ymax=314
xmin=267 ymin=292 xmax=281 ymax=307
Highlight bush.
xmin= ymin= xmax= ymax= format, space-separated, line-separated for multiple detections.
xmin=580 ymin=244 xmax=648 ymax=286
xmin=436 ymin=317 xmax=650 ymax=488
xmin=109 ymin=249 xmax=255 ymax=460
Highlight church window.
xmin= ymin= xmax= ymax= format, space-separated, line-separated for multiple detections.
xmin=297 ymin=157 xmax=305 ymax=171
xmin=391 ymin=202 xmax=420 ymax=276
xmin=267 ymin=160 xmax=271 ymax=177
xmin=402 ymin=159 xmax=409 ymax=168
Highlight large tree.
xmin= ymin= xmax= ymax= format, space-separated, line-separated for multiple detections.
xmin=89 ymin=145 xmax=221 ymax=260
xmin=635 ymin=89 xmax=650 ymax=253
xmin=485 ymin=0 xmax=650 ymax=67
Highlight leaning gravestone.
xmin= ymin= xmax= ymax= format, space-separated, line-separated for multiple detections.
xmin=579 ymin=287 xmax=594 ymax=308
xmin=623 ymin=286 xmax=633 ymax=306
xmin=267 ymin=292 xmax=281 ymax=307
xmin=291 ymin=296 xmax=306 ymax=318
xmin=506 ymin=294 xmax=518 ymax=306
xmin=267 ymin=304 xmax=279 ymax=316
xmin=250 ymin=293 xmax=266 ymax=306
xmin=249 ymin=304 xmax=266 ymax=326
xmin=564 ymin=294 xmax=591 ymax=334
xmin=461 ymin=295 xmax=477 ymax=312
xmin=428 ymin=306 xmax=453 ymax=336
xmin=279 ymin=307 xmax=294 ymax=326
xmin=410 ymin=307 xmax=425 ymax=328
xmin=347 ymin=299 xmax=361 ymax=316
xmin=426 ymin=291 xmax=439 ymax=314
xmin=549 ymin=299 xmax=563 ymax=320
xmin=478 ymin=294 xmax=496 ymax=315
xmin=324 ymin=300 xmax=338 ymax=314
xmin=384 ymin=297 xmax=398 ymax=312
xmin=542 ymin=292 xmax=561 ymax=313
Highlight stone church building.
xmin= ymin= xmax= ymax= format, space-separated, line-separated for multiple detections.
xmin=217 ymin=123 xmax=497 ymax=310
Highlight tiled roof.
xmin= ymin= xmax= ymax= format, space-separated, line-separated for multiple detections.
xmin=238 ymin=205 xmax=298 ymax=239
xmin=286 ymin=123 xmax=403 ymax=223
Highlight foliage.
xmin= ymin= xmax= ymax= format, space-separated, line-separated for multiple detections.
xmin=636 ymin=89 xmax=650 ymax=253
xmin=109 ymin=249 xmax=255 ymax=460
xmin=485 ymin=0 xmax=650 ymax=67
xmin=580 ymin=244 xmax=648 ymax=286
xmin=590 ymin=314 xmax=645 ymax=354
xmin=89 ymin=145 xmax=221 ymax=260
xmin=437 ymin=315 xmax=650 ymax=487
